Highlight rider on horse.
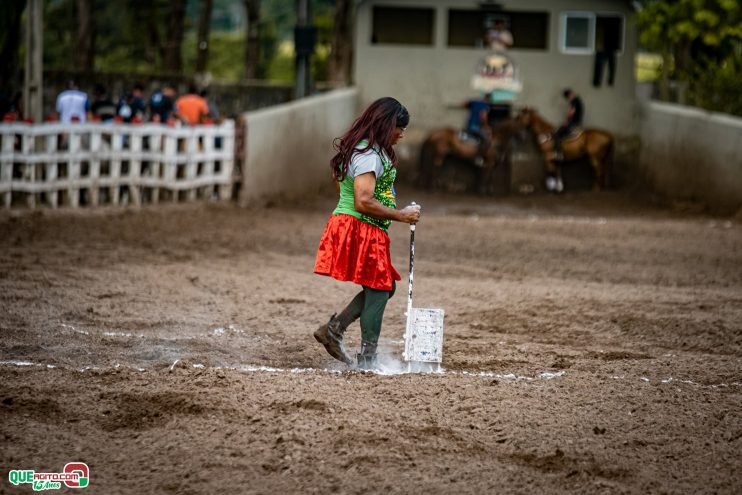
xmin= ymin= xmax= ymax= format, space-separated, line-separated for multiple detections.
xmin=553 ymin=89 xmax=584 ymax=161
xmin=463 ymin=96 xmax=491 ymax=166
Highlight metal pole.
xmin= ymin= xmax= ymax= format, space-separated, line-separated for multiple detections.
xmin=23 ymin=0 xmax=44 ymax=123
xmin=404 ymin=203 xmax=417 ymax=362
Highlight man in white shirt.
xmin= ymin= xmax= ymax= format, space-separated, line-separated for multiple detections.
xmin=486 ymin=18 xmax=514 ymax=51
xmin=56 ymin=81 xmax=89 ymax=123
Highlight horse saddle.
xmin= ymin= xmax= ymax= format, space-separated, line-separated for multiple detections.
xmin=562 ymin=128 xmax=584 ymax=142
xmin=458 ymin=129 xmax=482 ymax=143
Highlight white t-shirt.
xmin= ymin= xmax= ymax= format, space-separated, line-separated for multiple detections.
xmin=56 ymin=90 xmax=88 ymax=123
xmin=487 ymin=28 xmax=513 ymax=51
xmin=349 ymin=147 xmax=387 ymax=179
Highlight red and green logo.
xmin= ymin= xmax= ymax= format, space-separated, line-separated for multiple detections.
xmin=8 ymin=462 xmax=89 ymax=491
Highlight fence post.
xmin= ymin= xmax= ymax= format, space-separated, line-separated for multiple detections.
xmin=220 ymin=121 xmax=235 ymax=200
xmin=149 ymin=130 xmax=162 ymax=204
xmin=22 ymin=131 xmax=35 ymax=208
xmin=130 ymin=129 xmax=142 ymax=206
xmin=111 ymin=129 xmax=123 ymax=205
xmin=1 ymin=126 xmax=13 ymax=208
xmin=202 ymin=127 xmax=215 ymax=199
xmin=68 ymin=130 xmax=81 ymax=207
xmin=46 ymin=130 xmax=58 ymax=208
xmin=186 ymin=130 xmax=198 ymax=201
xmin=89 ymin=127 xmax=102 ymax=206
xmin=164 ymin=131 xmax=177 ymax=202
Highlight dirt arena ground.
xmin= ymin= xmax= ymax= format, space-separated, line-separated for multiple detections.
xmin=1 ymin=189 xmax=740 ymax=494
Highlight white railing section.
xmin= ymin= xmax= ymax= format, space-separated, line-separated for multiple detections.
xmin=0 ymin=121 xmax=235 ymax=208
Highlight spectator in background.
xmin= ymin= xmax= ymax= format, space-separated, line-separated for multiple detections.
xmin=176 ymin=85 xmax=209 ymax=125
xmin=0 ymin=90 xmax=22 ymax=121
xmin=56 ymin=80 xmax=89 ymax=123
xmin=149 ymin=84 xmax=177 ymax=123
xmin=90 ymin=84 xmax=117 ymax=122
xmin=117 ymin=83 xmax=146 ymax=123
xmin=200 ymin=88 xmax=220 ymax=121
xmin=485 ymin=18 xmax=513 ymax=51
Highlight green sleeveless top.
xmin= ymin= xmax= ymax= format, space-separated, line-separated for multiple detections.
xmin=332 ymin=140 xmax=397 ymax=232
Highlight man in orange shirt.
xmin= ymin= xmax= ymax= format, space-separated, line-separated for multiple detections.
xmin=175 ymin=85 xmax=209 ymax=125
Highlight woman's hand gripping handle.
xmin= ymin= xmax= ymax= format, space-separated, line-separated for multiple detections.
xmin=400 ymin=202 xmax=421 ymax=225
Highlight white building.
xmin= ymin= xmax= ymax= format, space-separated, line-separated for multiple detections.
xmin=353 ymin=0 xmax=638 ymax=137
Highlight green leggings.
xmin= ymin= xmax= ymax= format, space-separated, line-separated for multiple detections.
xmin=337 ymin=281 xmax=396 ymax=343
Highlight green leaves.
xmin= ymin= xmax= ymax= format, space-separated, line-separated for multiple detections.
xmin=636 ymin=0 xmax=742 ymax=115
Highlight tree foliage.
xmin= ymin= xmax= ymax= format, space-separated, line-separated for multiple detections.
xmin=35 ymin=0 xmax=340 ymax=84
xmin=636 ymin=0 xmax=742 ymax=115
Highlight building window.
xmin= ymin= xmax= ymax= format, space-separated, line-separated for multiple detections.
xmin=447 ymin=10 xmax=549 ymax=49
xmin=371 ymin=6 xmax=435 ymax=46
xmin=561 ymin=12 xmax=624 ymax=54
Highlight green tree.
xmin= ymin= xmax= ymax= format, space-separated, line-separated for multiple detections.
xmin=0 ymin=0 xmax=26 ymax=87
xmin=636 ymin=0 xmax=742 ymax=115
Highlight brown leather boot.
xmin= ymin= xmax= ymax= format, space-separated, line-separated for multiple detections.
xmin=313 ymin=313 xmax=353 ymax=365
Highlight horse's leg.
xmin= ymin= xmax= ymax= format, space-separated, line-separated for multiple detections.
xmin=477 ymin=145 xmax=496 ymax=194
xmin=554 ymin=164 xmax=564 ymax=193
xmin=542 ymin=143 xmax=563 ymax=193
xmin=589 ymin=154 xmax=603 ymax=191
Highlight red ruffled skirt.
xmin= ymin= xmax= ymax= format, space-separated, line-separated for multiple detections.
xmin=314 ymin=214 xmax=401 ymax=291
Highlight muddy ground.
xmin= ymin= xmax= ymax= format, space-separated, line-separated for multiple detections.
xmin=1 ymin=189 xmax=741 ymax=494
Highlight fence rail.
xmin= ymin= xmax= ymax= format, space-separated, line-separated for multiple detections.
xmin=0 ymin=121 xmax=235 ymax=209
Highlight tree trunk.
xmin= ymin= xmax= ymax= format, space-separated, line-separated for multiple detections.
xmin=163 ymin=0 xmax=187 ymax=73
xmin=244 ymin=0 xmax=261 ymax=80
xmin=659 ymin=51 xmax=671 ymax=102
xmin=328 ymin=0 xmax=354 ymax=85
xmin=141 ymin=1 xmax=163 ymax=66
xmin=0 ymin=0 xmax=26 ymax=86
xmin=76 ymin=0 xmax=95 ymax=70
xmin=196 ymin=0 xmax=214 ymax=74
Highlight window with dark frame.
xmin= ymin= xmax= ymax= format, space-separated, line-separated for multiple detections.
xmin=371 ymin=6 xmax=435 ymax=46
xmin=561 ymin=12 xmax=624 ymax=54
xmin=447 ymin=10 xmax=549 ymax=49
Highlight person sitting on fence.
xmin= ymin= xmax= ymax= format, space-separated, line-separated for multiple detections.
xmin=117 ymin=83 xmax=146 ymax=123
xmin=176 ymin=85 xmax=210 ymax=125
xmin=149 ymin=84 xmax=178 ymax=123
xmin=56 ymin=80 xmax=89 ymax=124
xmin=91 ymin=84 xmax=117 ymax=123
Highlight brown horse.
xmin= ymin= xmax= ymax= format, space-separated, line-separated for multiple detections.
xmin=418 ymin=118 xmax=522 ymax=194
xmin=517 ymin=107 xmax=613 ymax=191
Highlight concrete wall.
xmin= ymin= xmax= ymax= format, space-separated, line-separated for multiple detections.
xmin=240 ymin=88 xmax=359 ymax=205
xmin=354 ymin=0 xmax=637 ymax=136
xmin=639 ymin=102 xmax=742 ymax=213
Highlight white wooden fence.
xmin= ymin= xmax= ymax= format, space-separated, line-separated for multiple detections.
xmin=0 ymin=121 xmax=235 ymax=208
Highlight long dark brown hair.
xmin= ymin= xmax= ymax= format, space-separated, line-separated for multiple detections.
xmin=330 ymin=97 xmax=410 ymax=180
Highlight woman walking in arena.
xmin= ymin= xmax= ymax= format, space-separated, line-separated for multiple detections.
xmin=313 ymin=97 xmax=421 ymax=369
